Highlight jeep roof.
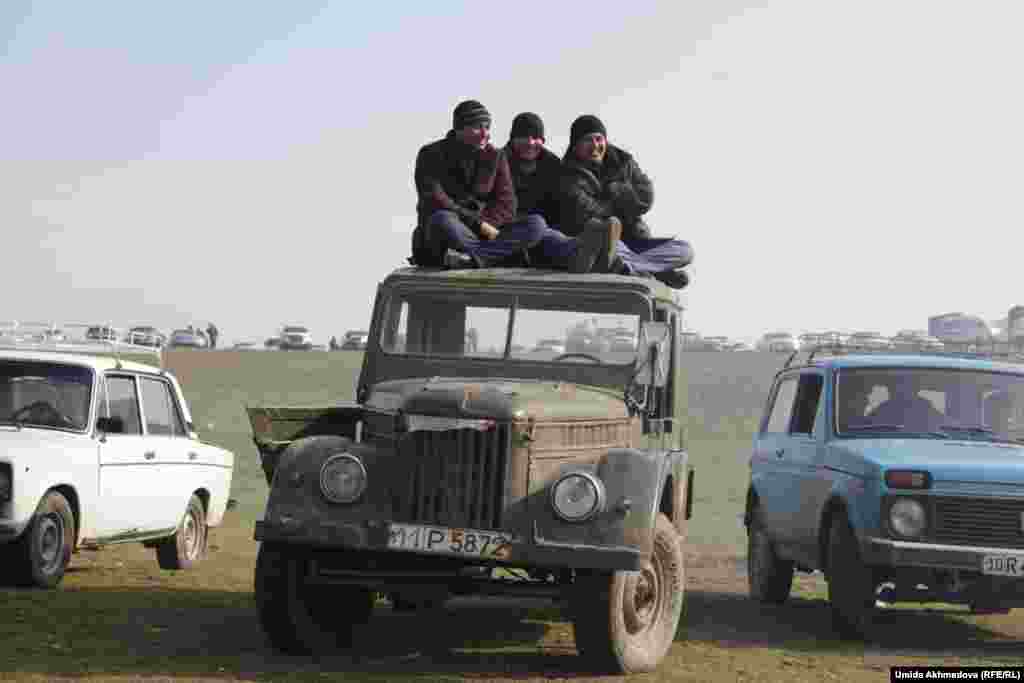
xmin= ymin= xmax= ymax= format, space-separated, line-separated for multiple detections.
xmin=381 ymin=266 xmax=681 ymax=306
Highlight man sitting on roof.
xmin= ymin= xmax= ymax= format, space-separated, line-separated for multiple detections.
xmin=503 ymin=112 xmax=695 ymax=286
xmin=410 ymin=100 xmax=545 ymax=269
xmin=555 ymin=115 xmax=694 ymax=287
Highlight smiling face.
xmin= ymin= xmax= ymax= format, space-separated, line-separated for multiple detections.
xmin=574 ymin=132 xmax=607 ymax=163
xmin=455 ymin=122 xmax=491 ymax=149
xmin=510 ymin=135 xmax=544 ymax=161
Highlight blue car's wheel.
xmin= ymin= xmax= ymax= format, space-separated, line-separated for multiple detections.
xmin=747 ymin=505 xmax=794 ymax=604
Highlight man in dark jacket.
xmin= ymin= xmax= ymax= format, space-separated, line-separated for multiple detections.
xmin=411 ymin=100 xmax=544 ymax=268
xmin=558 ymin=115 xmax=694 ymax=288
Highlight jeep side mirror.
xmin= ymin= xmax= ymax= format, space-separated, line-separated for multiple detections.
xmin=97 ymin=415 xmax=125 ymax=434
xmin=637 ymin=322 xmax=671 ymax=387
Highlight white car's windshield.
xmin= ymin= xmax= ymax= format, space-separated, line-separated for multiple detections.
xmin=0 ymin=360 xmax=93 ymax=431
xmin=380 ymin=291 xmax=644 ymax=366
xmin=835 ymin=367 xmax=1024 ymax=442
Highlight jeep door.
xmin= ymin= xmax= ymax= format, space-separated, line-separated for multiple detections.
xmin=96 ymin=374 xmax=165 ymax=537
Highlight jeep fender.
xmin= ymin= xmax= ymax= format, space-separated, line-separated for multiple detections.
xmin=596 ymin=447 xmax=690 ymax=554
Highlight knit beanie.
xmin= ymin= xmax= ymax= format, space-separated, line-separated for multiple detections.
xmin=509 ymin=112 xmax=545 ymax=141
xmin=452 ymin=100 xmax=492 ymax=130
xmin=569 ymin=114 xmax=607 ymax=148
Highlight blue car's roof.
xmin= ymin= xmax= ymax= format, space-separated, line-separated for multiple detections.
xmin=805 ymin=353 xmax=1024 ymax=374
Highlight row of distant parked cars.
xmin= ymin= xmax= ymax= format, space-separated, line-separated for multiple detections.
xmin=682 ymin=330 xmax=950 ymax=353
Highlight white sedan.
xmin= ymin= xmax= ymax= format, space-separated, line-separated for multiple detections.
xmin=0 ymin=349 xmax=234 ymax=588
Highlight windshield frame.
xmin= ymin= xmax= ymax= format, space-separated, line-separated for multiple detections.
xmin=0 ymin=359 xmax=96 ymax=434
xmin=832 ymin=365 xmax=1024 ymax=442
xmin=377 ymin=285 xmax=651 ymax=367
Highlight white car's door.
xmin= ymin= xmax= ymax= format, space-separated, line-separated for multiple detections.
xmin=137 ymin=375 xmax=195 ymax=530
xmin=96 ymin=374 xmax=165 ymax=538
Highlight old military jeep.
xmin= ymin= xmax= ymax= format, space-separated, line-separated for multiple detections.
xmin=247 ymin=266 xmax=694 ymax=674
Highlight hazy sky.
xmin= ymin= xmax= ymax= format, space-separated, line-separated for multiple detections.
xmin=4 ymin=1 xmax=1023 ymax=346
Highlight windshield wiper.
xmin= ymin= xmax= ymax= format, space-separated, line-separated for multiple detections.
xmin=940 ymin=424 xmax=996 ymax=436
xmin=846 ymin=424 xmax=906 ymax=431
xmin=844 ymin=424 xmax=950 ymax=438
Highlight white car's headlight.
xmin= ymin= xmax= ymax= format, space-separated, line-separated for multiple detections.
xmin=889 ymin=498 xmax=926 ymax=538
xmin=550 ymin=472 xmax=605 ymax=523
xmin=320 ymin=453 xmax=367 ymax=504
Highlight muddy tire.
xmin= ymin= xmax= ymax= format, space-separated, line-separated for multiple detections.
xmin=569 ymin=513 xmax=685 ymax=674
xmin=14 ymin=490 xmax=75 ymax=589
xmin=255 ymin=543 xmax=375 ymax=655
xmin=827 ymin=515 xmax=875 ymax=639
xmin=157 ymin=494 xmax=207 ymax=570
xmin=747 ymin=505 xmax=794 ymax=604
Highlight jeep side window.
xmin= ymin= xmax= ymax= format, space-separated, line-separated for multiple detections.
xmin=790 ymin=374 xmax=824 ymax=435
xmin=764 ymin=377 xmax=798 ymax=434
xmin=106 ymin=375 xmax=142 ymax=435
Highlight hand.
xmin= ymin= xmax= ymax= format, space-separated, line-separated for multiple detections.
xmin=479 ymin=222 xmax=499 ymax=240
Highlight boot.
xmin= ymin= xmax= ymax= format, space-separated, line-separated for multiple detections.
xmin=443 ymin=249 xmax=476 ymax=270
xmin=653 ymin=267 xmax=690 ymax=290
xmin=570 ymin=217 xmax=622 ymax=274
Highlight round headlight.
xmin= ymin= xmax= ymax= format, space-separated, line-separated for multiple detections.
xmin=550 ymin=472 xmax=605 ymax=523
xmin=320 ymin=453 xmax=367 ymax=504
xmin=889 ymin=498 xmax=926 ymax=538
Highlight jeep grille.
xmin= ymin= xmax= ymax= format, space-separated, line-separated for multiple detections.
xmin=932 ymin=497 xmax=1024 ymax=550
xmin=396 ymin=423 xmax=511 ymax=530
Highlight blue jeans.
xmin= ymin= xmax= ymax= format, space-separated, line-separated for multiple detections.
xmin=428 ymin=210 xmax=546 ymax=266
xmin=531 ymin=225 xmax=694 ymax=274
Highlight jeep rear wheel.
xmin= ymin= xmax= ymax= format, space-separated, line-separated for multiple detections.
xmin=255 ymin=543 xmax=374 ymax=655
xmin=747 ymin=505 xmax=794 ymax=604
xmin=827 ymin=515 xmax=876 ymax=639
xmin=570 ymin=513 xmax=685 ymax=674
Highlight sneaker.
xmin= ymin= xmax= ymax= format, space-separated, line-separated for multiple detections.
xmin=570 ymin=218 xmax=622 ymax=274
xmin=653 ymin=268 xmax=690 ymax=289
xmin=443 ymin=249 xmax=476 ymax=270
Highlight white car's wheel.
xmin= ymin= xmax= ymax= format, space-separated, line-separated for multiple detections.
xmin=156 ymin=494 xmax=207 ymax=570
xmin=14 ymin=491 xmax=75 ymax=589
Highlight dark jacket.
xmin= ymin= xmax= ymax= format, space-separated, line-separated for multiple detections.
xmin=414 ymin=131 xmax=517 ymax=232
xmin=504 ymin=145 xmax=562 ymax=226
xmin=558 ymin=144 xmax=653 ymax=239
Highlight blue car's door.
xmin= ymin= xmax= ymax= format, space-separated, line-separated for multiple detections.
xmin=780 ymin=371 xmax=829 ymax=564
xmin=752 ymin=373 xmax=800 ymax=541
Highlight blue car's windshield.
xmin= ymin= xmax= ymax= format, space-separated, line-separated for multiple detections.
xmin=835 ymin=367 xmax=1024 ymax=443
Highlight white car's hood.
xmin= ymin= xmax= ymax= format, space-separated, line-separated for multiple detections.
xmin=0 ymin=427 xmax=92 ymax=462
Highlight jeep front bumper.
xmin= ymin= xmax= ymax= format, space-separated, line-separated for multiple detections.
xmin=254 ymin=518 xmax=642 ymax=571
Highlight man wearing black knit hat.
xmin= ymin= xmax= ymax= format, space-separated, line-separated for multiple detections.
xmin=558 ymin=114 xmax=694 ymax=288
xmin=410 ymin=100 xmax=544 ymax=269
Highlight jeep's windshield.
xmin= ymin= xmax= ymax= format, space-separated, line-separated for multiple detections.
xmin=835 ymin=367 xmax=1024 ymax=443
xmin=380 ymin=290 xmax=645 ymax=366
xmin=0 ymin=360 xmax=93 ymax=432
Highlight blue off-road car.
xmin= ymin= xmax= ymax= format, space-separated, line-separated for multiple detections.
xmin=745 ymin=346 xmax=1024 ymax=638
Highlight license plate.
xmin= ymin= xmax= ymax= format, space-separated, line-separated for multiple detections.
xmin=387 ymin=523 xmax=512 ymax=560
xmin=981 ymin=554 xmax=1024 ymax=577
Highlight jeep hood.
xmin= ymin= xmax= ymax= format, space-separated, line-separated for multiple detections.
xmin=832 ymin=438 xmax=1024 ymax=485
xmin=365 ymin=377 xmax=628 ymax=421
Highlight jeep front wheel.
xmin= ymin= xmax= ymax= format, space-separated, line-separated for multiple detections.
xmin=570 ymin=513 xmax=685 ymax=674
xmin=827 ymin=514 xmax=876 ymax=639
xmin=255 ymin=543 xmax=374 ymax=655
xmin=747 ymin=504 xmax=794 ymax=604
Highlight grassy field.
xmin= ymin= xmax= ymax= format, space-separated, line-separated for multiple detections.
xmin=1 ymin=349 xmax=1022 ymax=681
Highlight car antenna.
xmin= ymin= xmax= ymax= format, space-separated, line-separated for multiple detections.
xmin=110 ymin=321 xmax=123 ymax=369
